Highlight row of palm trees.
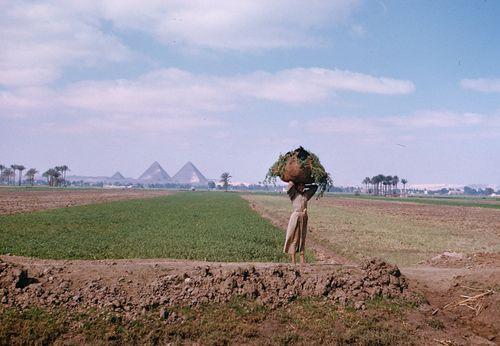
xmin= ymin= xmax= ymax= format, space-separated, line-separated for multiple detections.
xmin=0 ymin=164 xmax=70 ymax=187
xmin=42 ymin=166 xmax=70 ymax=186
xmin=362 ymin=175 xmax=408 ymax=196
xmin=0 ymin=164 xmax=28 ymax=186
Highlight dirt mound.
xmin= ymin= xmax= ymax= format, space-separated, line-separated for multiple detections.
xmin=149 ymin=258 xmax=409 ymax=309
xmin=0 ymin=257 xmax=412 ymax=318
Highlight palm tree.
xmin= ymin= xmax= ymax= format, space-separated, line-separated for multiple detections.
xmin=43 ymin=168 xmax=61 ymax=186
xmin=10 ymin=164 xmax=19 ymax=185
xmin=392 ymin=175 xmax=399 ymax=195
xmin=42 ymin=170 xmax=51 ymax=185
xmin=371 ymin=176 xmax=376 ymax=195
xmin=59 ymin=165 xmax=70 ymax=186
xmin=16 ymin=165 xmax=25 ymax=186
xmin=25 ymin=168 xmax=38 ymax=186
xmin=3 ymin=168 xmax=15 ymax=185
xmin=377 ymin=174 xmax=385 ymax=196
xmin=10 ymin=169 xmax=15 ymax=184
xmin=362 ymin=177 xmax=370 ymax=193
xmin=401 ymin=178 xmax=408 ymax=197
xmin=220 ymin=172 xmax=231 ymax=192
xmin=386 ymin=175 xmax=393 ymax=195
xmin=51 ymin=169 xmax=61 ymax=186
xmin=54 ymin=166 xmax=64 ymax=186
xmin=1 ymin=168 xmax=8 ymax=184
xmin=371 ymin=175 xmax=379 ymax=195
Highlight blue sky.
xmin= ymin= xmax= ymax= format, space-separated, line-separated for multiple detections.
xmin=1 ymin=0 xmax=499 ymax=186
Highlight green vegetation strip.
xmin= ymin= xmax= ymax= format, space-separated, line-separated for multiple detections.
xmin=0 ymin=297 xmax=418 ymax=345
xmin=0 ymin=192 xmax=289 ymax=262
xmin=328 ymin=194 xmax=500 ymax=209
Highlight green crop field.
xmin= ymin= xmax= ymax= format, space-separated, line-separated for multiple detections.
xmin=0 ymin=192 xmax=292 ymax=262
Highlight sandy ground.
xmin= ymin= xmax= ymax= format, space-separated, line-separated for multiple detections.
xmin=0 ymin=188 xmax=172 ymax=215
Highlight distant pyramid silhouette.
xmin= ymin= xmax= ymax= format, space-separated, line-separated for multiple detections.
xmin=138 ymin=161 xmax=171 ymax=182
xmin=172 ymin=162 xmax=208 ymax=185
xmin=110 ymin=171 xmax=125 ymax=180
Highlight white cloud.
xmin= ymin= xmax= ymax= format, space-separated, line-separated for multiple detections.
xmin=0 ymin=87 xmax=58 ymax=118
xmin=0 ymin=1 xmax=363 ymax=87
xmin=0 ymin=66 xmax=416 ymax=134
xmin=0 ymin=1 xmax=133 ymax=87
xmin=102 ymin=0 xmax=360 ymax=50
xmin=61 ymin=69 xmax=234 ymax=115
xmin=302 ymin=110 xmax=500 ymax=137
xmin=227 ymin=68 xmax=414 ymax=103
xmin=304 ymin=116 xmax=382 ymax=134
xmin=0 ymin=68 xmax=60 ymax=87
xmin=40 ymin=114 xmax=224 ymax=134
xmin=384 ymin=110 xmax=485 ymax=128
xmin=350 ymin=24 xmax=366 ymax=37
xmin=460 ymin=78 xmax=500 ymax=93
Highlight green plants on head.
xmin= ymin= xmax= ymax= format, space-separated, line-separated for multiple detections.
xmin=265 ymin=146 xmax=333 ymax=197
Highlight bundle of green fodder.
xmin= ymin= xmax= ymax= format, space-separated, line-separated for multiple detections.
xmin=265 ymin=146 xmax=332 ymax=197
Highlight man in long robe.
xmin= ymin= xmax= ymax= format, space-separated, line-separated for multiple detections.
xmin=284 ymin=182 xmax=318 ymax=264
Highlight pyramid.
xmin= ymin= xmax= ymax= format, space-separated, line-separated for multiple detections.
xmin=172 ymin=162 xmax=208 ymax=185
xmin=138 ymin=161 xmax=171 ymax=182
xmin=110 ymin=171 xmax=125 ymax=180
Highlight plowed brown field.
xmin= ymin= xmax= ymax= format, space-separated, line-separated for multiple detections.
xmin=0 ymin=187 xmax=171 ymax=215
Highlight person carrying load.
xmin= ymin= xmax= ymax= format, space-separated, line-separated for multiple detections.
xmin=265 ymin=146 xmax=332 ymax=264
xmin=284 ymin=182 xmax=317 ymax=264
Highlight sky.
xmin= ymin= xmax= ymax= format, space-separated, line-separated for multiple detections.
xmin=1 ymin=0 xmax=499 ymax=186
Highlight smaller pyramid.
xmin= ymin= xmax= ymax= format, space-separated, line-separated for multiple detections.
xmin=138 ymin=161 xmax=171 ymax=182
xmin=110 ymin=172 xmax=125 ymax=180
xmin=172 ymin=162 xmax=208 ymax=185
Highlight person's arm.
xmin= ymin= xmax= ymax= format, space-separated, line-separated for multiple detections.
xmin=287 ymin=182 xmax=298 ymax=201
xmin=304 ymin=184 xmax=318 ymax=200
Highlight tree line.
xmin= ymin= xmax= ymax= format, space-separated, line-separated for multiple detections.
xmin=0 ymin=164 xmax=70 ymax=187
xmin=362 ymin=175 xmax=408 ymax=196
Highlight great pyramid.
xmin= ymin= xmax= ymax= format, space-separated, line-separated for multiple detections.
xmin=110 ymin=171 xmax=125 ymax=180
xmin=138 ymin=161 xmax=171 ymax=182
xmin=172 ymin=161 xmax=208 ymax=185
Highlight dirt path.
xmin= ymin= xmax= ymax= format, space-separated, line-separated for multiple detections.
xmin=0 ymin=188 xmax=172 ymax=215
xmin=243 ymin=194 xmax=354 ymax=265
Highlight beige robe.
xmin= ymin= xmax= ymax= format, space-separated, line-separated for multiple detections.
xmin=284 ymin=183 xmax=317 ymax=254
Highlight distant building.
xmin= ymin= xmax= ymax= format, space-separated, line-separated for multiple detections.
xmin=110 ymin=171 xmax=125 ymax=180
xmin=171 ymin=162 xmax=208 ymax=185
xmin=138 ymin=161 xmax=171 ymax=183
